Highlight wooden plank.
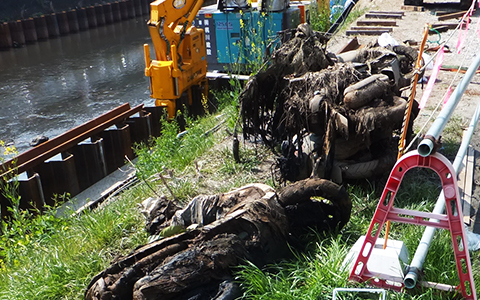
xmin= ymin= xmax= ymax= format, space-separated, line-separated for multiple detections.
xmin=365 ymin=13 xmax=404 ymax=19
xmin=462 ymin=146 xmax=475 ymax=224
xmin=401 ymin=5 xmax=425 ymax=11
xmin=435 ymin=10 xmax=460 ymax=16
xmin=357 ymin=20 xmax=397 ymax=26
xmin=438 ymin=11 xmax=467 ymax=21
xmin=346 ymin=29 xmax=391 ymax=36
xmin=430 ymin=26 xmax=450 ymax=33
xmin=351 ymin=26 xmax=393 ymax=32
xmin=431 ymin=23 xmax=459 ymax=30
xmin=337 ymin=37 xmax=360 ymax=54
xmin=369 ymin=10 xmax=405 ymax=16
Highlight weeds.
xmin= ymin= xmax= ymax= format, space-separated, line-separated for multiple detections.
xmin=309 ymin=0 xmax=331 ymax=32
xmin=0 ymin=184 xmax=148 ymax=300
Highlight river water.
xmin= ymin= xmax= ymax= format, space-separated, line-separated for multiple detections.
xmin=0 ymin=16 xmax=154 ymax=154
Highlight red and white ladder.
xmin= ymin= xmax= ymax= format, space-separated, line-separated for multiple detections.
xmin=349 ymin=150 xmax=477 ymax=299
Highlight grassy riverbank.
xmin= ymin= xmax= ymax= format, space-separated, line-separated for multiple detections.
xmin=0 ymin=89 xmax=478 ymax=299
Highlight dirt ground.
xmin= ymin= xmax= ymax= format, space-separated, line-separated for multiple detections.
xmin=325 ymin=0 xmax=480 ymax=232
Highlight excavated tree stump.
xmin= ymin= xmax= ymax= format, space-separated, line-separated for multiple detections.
xmin=240 ymin=24 xmax=418 ymax=183
xmin=85 ymin=179 xmax=351 ymax=300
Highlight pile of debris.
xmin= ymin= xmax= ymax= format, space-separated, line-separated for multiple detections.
xmin=85 ymin=179 xmax=351 ymax=300
xmin=240 ymin=24 xmax=419 ymax=183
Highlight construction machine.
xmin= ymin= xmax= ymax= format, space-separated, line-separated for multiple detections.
xmin=143 ymin=0 xmax=208 ymax=119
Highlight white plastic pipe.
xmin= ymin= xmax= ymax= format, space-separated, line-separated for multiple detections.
xmin=404 ymin=103 xmax=480 ymax=289
xmin=418 ymin=53 xmax=480 ymax=157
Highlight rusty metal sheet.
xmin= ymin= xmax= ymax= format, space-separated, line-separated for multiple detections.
xmin=0 ymin=173 xmax=45 ymax=218
xmin=356 ymin=20 xmax=397 ymax=26
xmin=100 ymin=124 xmax=133 ymax=174
xmin=126 ymin=111 xmax=152 ymax=145
xmin=144 ymin=106 xmax=166 ymax=137
xmin=71 ymin=138 xmax=107 ymax=191
xmin=1 ymin=103 xmax=143 ymax=178
xmin=30 ymin=153 xmax=80 ymax=206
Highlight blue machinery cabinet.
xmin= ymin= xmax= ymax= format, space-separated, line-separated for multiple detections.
xmin=195 ymin=2 xmax=308 ymax=72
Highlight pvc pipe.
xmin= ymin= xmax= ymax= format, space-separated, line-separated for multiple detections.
xmin=404 ymin=102 xmax=480 ymax=289
xmin=418 ymin=53 xmax=480 ymax=157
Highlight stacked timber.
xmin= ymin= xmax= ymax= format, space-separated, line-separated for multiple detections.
xmin=347 ymin=10 xmax=403 ymax=36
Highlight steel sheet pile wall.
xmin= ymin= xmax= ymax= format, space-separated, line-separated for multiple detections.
xmin=0 ymin=104 xmax=165 ymax=217
xmin=0 ymin=0 xmax=150 ymax=50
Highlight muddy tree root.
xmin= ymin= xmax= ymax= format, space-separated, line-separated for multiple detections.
xmin=85 ymin=179 xmax=351 ymax=300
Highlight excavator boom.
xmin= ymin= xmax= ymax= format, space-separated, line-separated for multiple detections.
xmin=144 ymin=0 xmax=207 ymax=119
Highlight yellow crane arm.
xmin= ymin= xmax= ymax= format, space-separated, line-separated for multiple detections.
xmin=144 ymin=0 xmax=208 ymax=119
xmin=148 ymin=0 xmax=204 ymax=62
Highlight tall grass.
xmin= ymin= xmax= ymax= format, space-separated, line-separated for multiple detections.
xmin=0 ymin=185 xmax=149 ymax=300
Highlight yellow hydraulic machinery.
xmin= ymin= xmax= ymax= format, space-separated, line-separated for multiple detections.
xmin=144 ymin=0 xmax=208 ymax=119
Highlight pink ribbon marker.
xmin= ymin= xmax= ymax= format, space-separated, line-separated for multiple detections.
xmin=443 ymin=86 xmax=453 ymax=108
xmin=419 ymin=46 xmax=445 ymax=109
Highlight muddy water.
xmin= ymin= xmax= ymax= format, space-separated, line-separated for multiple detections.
xmin=0 ymin=16 xmax=154 ymax=154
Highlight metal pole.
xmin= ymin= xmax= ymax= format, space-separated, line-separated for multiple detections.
xmin=418 ymin=53 xmax=480 ymax=157
xmin=404 ymin=102 xmax=480 ymax=289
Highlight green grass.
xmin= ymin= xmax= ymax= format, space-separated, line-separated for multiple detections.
xmin=441 ymin=115 xmax=466 ymax=157
xmin=0 ymin=185 xmax=149 ymax=300
xmin=309 ymin=0 xmax=331 ymax=32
